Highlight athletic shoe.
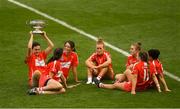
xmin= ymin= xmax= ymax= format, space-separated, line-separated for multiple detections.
xmin=93 ymin=77 xmax=101 ymax=88
xmin=86 ymin=81 xmax=92 ymax=84
xmin=27 ymin=88 xmax=37 ymax=95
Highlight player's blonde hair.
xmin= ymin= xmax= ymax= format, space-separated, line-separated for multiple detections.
xmin=132 ymin=42 xmax=141 ymax=51
xmin=96 ymin=37 xmax=105 ymax=47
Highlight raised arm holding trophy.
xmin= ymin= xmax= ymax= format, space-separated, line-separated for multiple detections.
xmin=25 ymin=19 xmax=54 ymax=88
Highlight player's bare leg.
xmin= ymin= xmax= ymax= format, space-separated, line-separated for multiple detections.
xmin=40 ymin=88 xmax=66 ymax=94
xmin=97 ymin=67 xmax=108 ymax=80
xmin=32 ymin=70 xmax=41 ymax=87
xmin=105 ymin=67 xmax=115 ymax=80
xmin=99 ymin=83 xmax=116 ymax=89
xmin=115 ymin=74 xmax=126 ymax=83
xmin=124 ymin=69 xmax=133 ymax=81
xmin=86 ymin=67 xmax=93 ymax=84
xmin=41 ymin=79 xmax=64 ymax=91
xmin=113 ymin=82 xmax=126 ymax=90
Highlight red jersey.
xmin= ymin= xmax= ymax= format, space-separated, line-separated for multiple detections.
xmin=90 ymin=51 xmax=112 ymax=67
xmin=46 ymin=60 xmax=62 ymax=82
xmin=26 ymin=51 xmax=47 ymax=85
xmin=151 ymin=59 xmax=164 ymax=75
xmin=126 ymin=55 xmax=138 ymax=69
xmin=59 ymin=51 xmax=79 ymax=78
xmin=39 ymin=60 xmax=62 ymax=87
xmin=132 ymin=61 xmax=156 ymax=91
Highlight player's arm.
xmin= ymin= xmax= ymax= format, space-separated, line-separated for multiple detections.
xmin=41 ymin=31 xmax=54 ymax=55
xmin=59 ymin=72 xmax=67 ymax=88
xmin=131 ymin=74 xmax=137 ymax=95
xmin=49 ymin=72 xmax=54 ymax=78
xmin=72 ymin=66 xmax=80 ymax=82
xmin=97 ymin=54 xmax=111 ymax=68
xmin=152 ymin=74 xmax=162 ymax=92
xmin=25 ymin=31 xmax=33 ymax=63
xmin=85 ymin=56 xmax=96 ymax=68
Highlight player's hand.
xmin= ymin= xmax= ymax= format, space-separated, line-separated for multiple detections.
xmin=131 ymin=91 xmax=136 ymax=95
xmin=29 ymin=31 xmax=33 ymax=36
xmin=67 ymin=86 xmax=74 ymax=89
xmin=91 ymin=65 xmax=98 ymax=69
xmin=75 ymin=80 xmax=81 ymax=83
xmin=40 ymin=31 xmax=47 ymax=36
xmin=165 ymin=89 xmax=171 ymax=92
xmin=158 ymin=87 xmax=162 ymax=93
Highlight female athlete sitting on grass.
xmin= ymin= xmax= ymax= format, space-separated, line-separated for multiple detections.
xmin=148 ymin=49 xmax=171 ymax=92
xmin=115 ymin=42 xmax=141 ymax=83
xmin=94 ymin=51 xmax=161 ymax=95
xmin=85 ymin=38 xmax=114 ymax=84
xmin=28 ymin=48 xmax=67 ymax=95
xmin=25 ymin=31 xmax=54 ymax=88
xmin=59 ymin=40 xmax=80 ymax=83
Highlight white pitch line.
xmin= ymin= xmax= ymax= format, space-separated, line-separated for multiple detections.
xmin=8 ymin=0 xmax=180 ymax=82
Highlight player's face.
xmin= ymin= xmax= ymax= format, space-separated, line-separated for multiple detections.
xmin=64 ymin=42 xmax=72 ymax=53
xmin=96 ymin=44 xmax=104 ymax=55
xmin=32 ymin=46 xmax=41 ymax=56
xmin=130 ymin=45 xmax=137 ymax=56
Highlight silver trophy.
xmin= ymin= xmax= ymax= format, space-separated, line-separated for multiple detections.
xmin=28 ymin=20 xmax=46 ymax=34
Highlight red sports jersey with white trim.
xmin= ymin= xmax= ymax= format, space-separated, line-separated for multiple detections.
xmin=151 ymin=59 xmax=164 ymax=75
xmin=90 ymin=51 xmax=112 ymax=67
xmin=132 ymin=61 xmax=156 ymax=91
xmin=39 ymin=60 xmax=63 ymax=87
xmin=59 ymin=51 xmax=79 ymax=78
xmin=26 ymin=51 xmax=47 ymax=85
xmin=126 ymin=55 xmax=138 ymax=69
xmin=46 ymin=60 xmax=63 ymax=82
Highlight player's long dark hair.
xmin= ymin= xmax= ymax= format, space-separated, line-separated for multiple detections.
xmin=64 ymin=40 xmax=76 ymax=52
xmin=148 ymin=49 xmax=160 ymax=60
xmin=139 ymin=51 xmax=150 ymax=80
xmin=47 ymin=48 xmax=63 ymax=64
xmin=139 ymin=51 xmax=148 ymax=63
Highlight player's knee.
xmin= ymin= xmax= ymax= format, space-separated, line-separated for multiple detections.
xmin=110 ymin=74 xmax=114 ymax=80
xmin=115 ymin=74 xmax=120 ymax=79
xmin=34 ymin=70 xmax=41 ymax=76
xmin=59 ymin=88 xmax=66 ymax=94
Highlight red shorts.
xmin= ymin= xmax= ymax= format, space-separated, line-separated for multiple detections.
xmin=123 ymin=81 xmax=132 ymax=92
xmin=39 ymin=74 xmax=50 ymax=87
xmin=62 ymin=72 xmax=68 ymax=79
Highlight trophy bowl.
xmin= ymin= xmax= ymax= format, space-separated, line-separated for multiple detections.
xmin=28 ymin=20 xmax=46 ymax=34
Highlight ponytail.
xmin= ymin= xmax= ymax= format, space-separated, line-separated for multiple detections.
xmin=47 ymin=48 xmax=63 ymax=64
xmin=96 ymin=37 xmax=105 ymax=47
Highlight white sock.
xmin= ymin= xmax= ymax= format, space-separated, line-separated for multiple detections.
xmin=97 ymin=76 xmax=101 ymax=80
xmin=88 ymin=77 xmax=92 ymax=82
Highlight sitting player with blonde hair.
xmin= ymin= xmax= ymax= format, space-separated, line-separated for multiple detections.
xmin=85 ymin=38 xmax=114 ymax=84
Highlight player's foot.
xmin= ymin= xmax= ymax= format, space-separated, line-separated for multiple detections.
xmin=86 ymin=81 xmax=92 ymax=84
xmin=28 ymin=88 xmax=37 ymax=95
xmin=92 ymin=81 xmax=95 ymax=84
xmin=165 ymin=89 xmax=171 ymax=92
xmin=93 ymin=77 xmax=101 ymax=88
